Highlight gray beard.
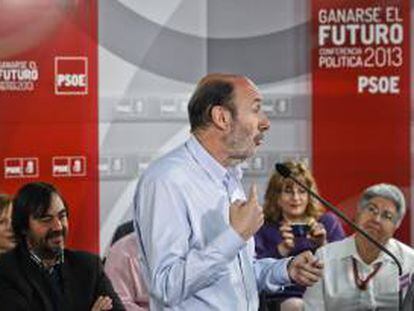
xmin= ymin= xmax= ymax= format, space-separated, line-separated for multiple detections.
xmin=222 ymin=136 xmax=253 ymax=166
xmin=226 ymin=157 xmax=247 ymax=167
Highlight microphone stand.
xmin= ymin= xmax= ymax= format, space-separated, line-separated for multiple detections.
xmin=275 ymin=163 xmax=403 ymax=310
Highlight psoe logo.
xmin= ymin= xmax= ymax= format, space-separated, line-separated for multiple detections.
xmin=52 ymin=156 xmax=87 ymax=177
xmin=54 ymin=56 xmax=88 ymax=95
xmin=4 ymin=157 xmax=39 ymax=178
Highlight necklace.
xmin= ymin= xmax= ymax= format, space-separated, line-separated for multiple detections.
xmin=352 ymin=257 xmax=383 ymax=290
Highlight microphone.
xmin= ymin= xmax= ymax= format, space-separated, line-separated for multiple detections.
xmin=275 ymin=162 xmax=403 ymax=309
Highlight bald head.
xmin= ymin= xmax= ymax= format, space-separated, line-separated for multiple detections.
xmin=188 ymin=73 xmax=248 ymax=132
xmin=196 ymin=73 xmax=241 ymax=87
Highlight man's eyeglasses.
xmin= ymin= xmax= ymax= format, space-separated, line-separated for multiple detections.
xmin=362 ymin=203 xmax=398 ymax=224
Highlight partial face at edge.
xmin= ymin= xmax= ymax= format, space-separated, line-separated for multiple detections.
xmin=0 ymin=204 xmax=15 ymax=252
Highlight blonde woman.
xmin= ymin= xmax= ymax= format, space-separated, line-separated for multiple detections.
xmin=255 ymin=161 xmax=345 ymax=310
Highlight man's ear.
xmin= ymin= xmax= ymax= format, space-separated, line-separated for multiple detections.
xmin=210 ymin=105 xmax=232 ymax=130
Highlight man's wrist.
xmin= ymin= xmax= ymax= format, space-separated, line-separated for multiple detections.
xmin=286 ymin=256 xmax=295 ymax=283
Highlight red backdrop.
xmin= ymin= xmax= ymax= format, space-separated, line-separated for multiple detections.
xmin=0 ymin=0 xmax=99 ymax=253
xmin=312 ymin=0 xmax=411 ymax=242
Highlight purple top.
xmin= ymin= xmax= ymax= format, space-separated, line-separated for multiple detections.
xmin=254 ymin=212 xmax=345 ymax=297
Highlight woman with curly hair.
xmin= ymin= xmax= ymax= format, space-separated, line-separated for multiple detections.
xmin=255 ymin=161 xmax=345 ymax=310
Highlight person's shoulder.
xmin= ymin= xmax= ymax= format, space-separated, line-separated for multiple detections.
xmin=316 ymin=236 xmax=353 ymax=260
xmin=64 ymin=249 xmax=101 ymax=266
xmin=0 ymin=248 xmax=19 ymax=270
xmin=140 ymin=142 xmax=192 ymax=182
xmin=319 ymin=212 xmax=340 ymax=224
xmin=256 ymin=221 xmax=279 ymax=235
xmin=112 ymin=232 xmax=137 ymax=247
xmin=0 ymin=248 xmax=26 ymax=284
xmin=390 ymin=239 xmax=414 ymax=259
xmin=108 ymin=233 xmax=138 ymax=256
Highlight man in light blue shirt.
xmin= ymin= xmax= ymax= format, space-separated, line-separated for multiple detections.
xmin=134 ymin=73 xmax=323 ymax=310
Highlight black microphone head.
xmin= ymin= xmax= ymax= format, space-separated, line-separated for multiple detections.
xmin=275 ymin=163 xmax=291 ymax=178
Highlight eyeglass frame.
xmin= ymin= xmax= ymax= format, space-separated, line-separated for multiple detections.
xmin=280 ymin=184 xmax=308 ymax=197
xmin=361 ymin=202 xmax=399 ymax=224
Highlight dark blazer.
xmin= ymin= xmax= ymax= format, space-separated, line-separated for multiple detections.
xmin=0 ymin=245 xmax=125 ymax=311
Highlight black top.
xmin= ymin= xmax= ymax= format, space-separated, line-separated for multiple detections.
xmin=0 ymin=244 xmax=125 ymax=311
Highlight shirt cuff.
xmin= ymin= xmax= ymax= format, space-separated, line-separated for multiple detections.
xmin=278 ymin=257 xmax=293 ymax=285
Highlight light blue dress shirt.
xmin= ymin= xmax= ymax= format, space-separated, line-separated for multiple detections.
xmin=134 ymin=136 xmax=291 ymax=310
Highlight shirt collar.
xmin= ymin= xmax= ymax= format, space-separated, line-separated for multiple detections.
xmin=341 ymin=235 xmax=399 ymax=265
xmin=29 ymin=248 xmax=64 ymax=274
xmin=186 ymin=135 xmax=243 ymax=185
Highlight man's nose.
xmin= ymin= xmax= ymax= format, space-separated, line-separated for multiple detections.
xmin=370 ymin=212 xmax=382 ymax=223
xmin=51 ymin=217 xmax=63 ymax=230
xmin=259 ymin=113 xmax=270 ymax=131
